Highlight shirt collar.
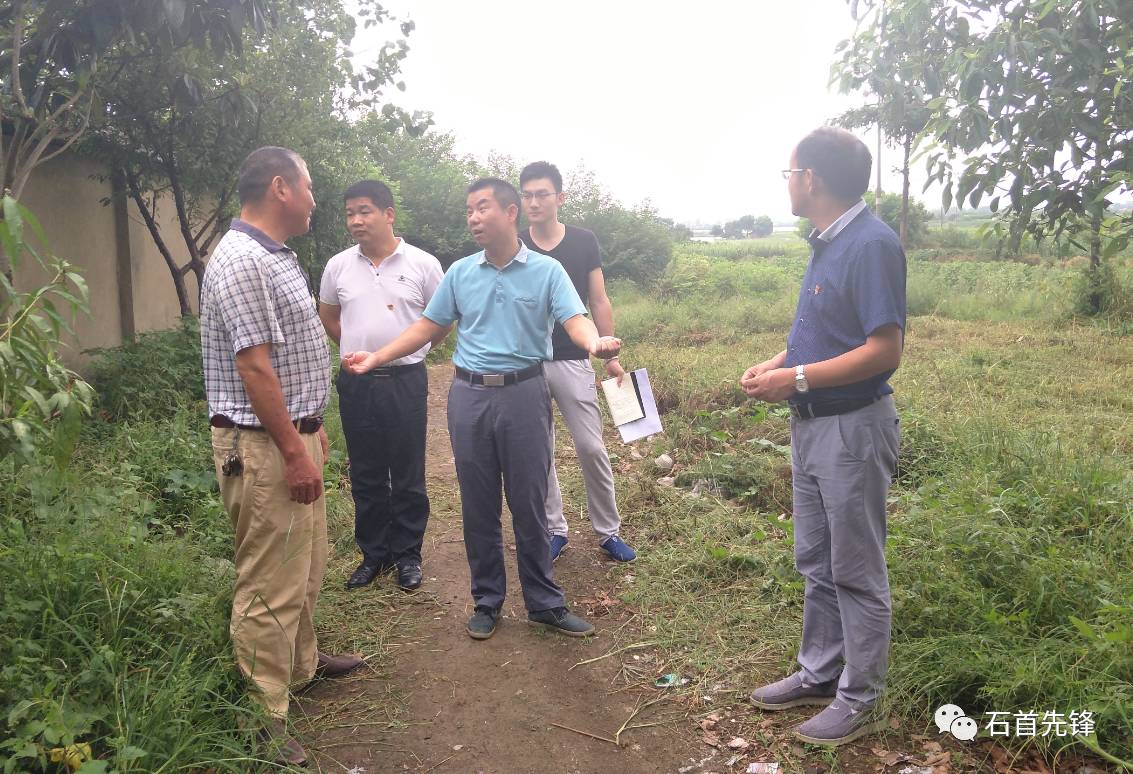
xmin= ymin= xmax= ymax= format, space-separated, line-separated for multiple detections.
xmin=476 ymin=239 xmax=529 ymax=267
xmin=813 ymin=199 xmax=867 ymax=245
xmin=357 ymin=237 xmax=405 ymax=264
xmin=230 ymin=218 xmax=288 ymax=253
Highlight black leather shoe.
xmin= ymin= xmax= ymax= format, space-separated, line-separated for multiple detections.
xmin=396 ymin=562 xmax=423 ymax=591
xmin=345 ymin=562 xmax=390 ymax=590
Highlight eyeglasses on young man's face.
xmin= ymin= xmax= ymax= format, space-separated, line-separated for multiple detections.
xmin=781 ymin=168 xmax=808 ymax=180
xmin=520 ymin=190 xmax=558 ymax=202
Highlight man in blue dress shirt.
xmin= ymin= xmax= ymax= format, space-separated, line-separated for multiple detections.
xmin=342 ymin=178 xmax=622 ymax=640
xmin=741 ymin=127 xmax=906 ymax=747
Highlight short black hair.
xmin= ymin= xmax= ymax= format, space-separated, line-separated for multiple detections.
xmin=468 ymin=177 xmax=521 ymax=216
xmin=343 ymin=179 xmax=395 ymax=210
xmin=795 ymin=127 xmax=872 ymax=202
xmin=519 ymin=161 xmax=563 ymax=193
xmin=237 ymin=146 xmax=304 ymax=205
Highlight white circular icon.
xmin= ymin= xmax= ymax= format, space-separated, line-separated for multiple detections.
xmin=950 ymin=715 xmax=978 ymax=741
xmin=934 ymin=704 xmax=965 ymax=734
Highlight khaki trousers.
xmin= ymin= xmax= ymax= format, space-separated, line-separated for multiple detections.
xmin=211 ymin=426 xmax=327 ymax=718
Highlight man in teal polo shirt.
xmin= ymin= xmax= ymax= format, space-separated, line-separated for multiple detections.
xmin=342 ymin=177 xmax=621 ymax=640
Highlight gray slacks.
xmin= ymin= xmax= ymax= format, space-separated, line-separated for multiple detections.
xmin=791 ymin=395 xmax=900 ymax=709
xmin=447 ymin=374 xmax=565 ymax=612
xmin=543 ymin=358 xmax=622 ymax=541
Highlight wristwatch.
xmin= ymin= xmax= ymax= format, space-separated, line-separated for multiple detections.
xmin=794 ymin=364 xmax=810 ymax=394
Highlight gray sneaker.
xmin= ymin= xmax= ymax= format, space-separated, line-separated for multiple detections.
xmin=527 ymin=606 xmax=595 ymax=637
xmin=794 ymin=702 xmax=889 ymax=746
xmin=749 ymin=673 xmax=837 ymax=710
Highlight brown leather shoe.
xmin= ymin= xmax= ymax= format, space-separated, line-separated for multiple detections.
xmin=259 ymin=719 xmax=308 ymax=767
xmin=314 ymin=651 xmax=365 ymax=679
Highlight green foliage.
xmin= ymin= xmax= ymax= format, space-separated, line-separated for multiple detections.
xmin=907 ymin=259 xmax=1077 ymax=321
xmin=364 ymin=128 xmax=478 ymax=266
xmin=560 ymin=168 xmax=673 ymax=286
xmin=0 ymin=461 xmax=249 ymax=772
xmin=1072 ymin=258 xmax=1133 ymax=320
xmin=83 ymin=0 xmax=416 ymax=314
xmin=844 ymin=0 xmax=1133 ymax=313
xmin=84 ymin=319 xmax=204 ymax=421
xmin=0 ymin=0 xmax=270 ymax=201
xmin=0 ymin=198 xmax=93 ymax=470
xmin=865 ymin=191 xmax=931 ymax=247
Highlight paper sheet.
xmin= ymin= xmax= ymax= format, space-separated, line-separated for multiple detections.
xmin=600 ymin=373 xmax=645 ymax=425
xmin=606 ymin=369 xmax=663 ymax=443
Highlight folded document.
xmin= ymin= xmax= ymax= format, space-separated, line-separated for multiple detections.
xmin=600 ymin=368 xmax=663 ymax=443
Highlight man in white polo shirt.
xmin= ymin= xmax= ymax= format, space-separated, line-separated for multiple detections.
xmin=319 ymin=180 xmax=446 ymax=592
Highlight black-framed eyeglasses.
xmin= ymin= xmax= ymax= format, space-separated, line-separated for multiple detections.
xmin=520 ymin=191 xmax=557 ymax=202
xmin=781 ymin=168 xmax=807 ymax=180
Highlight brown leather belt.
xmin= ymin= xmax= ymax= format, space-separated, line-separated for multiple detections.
xmin=210 ymin=415 xmax=323 ymax=434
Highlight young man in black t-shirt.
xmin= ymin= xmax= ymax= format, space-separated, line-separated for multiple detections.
xmin=519 ymin=161 xmax=636 ymax=563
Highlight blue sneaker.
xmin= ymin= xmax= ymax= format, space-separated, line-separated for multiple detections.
xmin=600 ymin=536 xmax=636 ymax=562
xmin=549 ymin=534 xmax=569 ymax=562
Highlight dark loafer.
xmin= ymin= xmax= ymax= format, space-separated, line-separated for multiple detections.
xmin=314 ymin=651 xmax=365 ymax=679
xmin=396 ymin=562 xmax=423 ymax=591
xmin=467 ymin=606 xmax=499 ymax=639
xmin=259 ymin=719 xmax=308 ymax=767
xmin=345 ymin=561 xmax=390 ymax=590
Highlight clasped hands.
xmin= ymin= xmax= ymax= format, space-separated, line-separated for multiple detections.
xmin=740 ymin=362 xmax=796 ymax=403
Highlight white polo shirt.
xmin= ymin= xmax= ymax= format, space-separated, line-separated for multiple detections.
xmin=319 ymin=238 xmax=444 ymax=365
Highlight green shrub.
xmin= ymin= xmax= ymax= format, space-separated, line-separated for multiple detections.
xmin=0 ymin=463 xmax=253 ymax=772
xmin=1073 ymin=259 xmax=1133 ymax=319
xmin=0 ymin=197 xmax=93 ymax=469
xmin=84 ymin=319 xmax=204 ymax=421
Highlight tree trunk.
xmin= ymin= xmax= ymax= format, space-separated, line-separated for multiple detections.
xmin=900 ymin=133 xmax=912 ymax=247
xmin=123 ymin=168 xmax=193 ymax=317
xmin=875 ymin=121 xmax=883 ymax=202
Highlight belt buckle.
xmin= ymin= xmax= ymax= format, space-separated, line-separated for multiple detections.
xmin=482 ymin=373 xmax=505 ymax=387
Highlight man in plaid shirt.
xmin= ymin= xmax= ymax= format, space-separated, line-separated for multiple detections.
xmin=200 ymin=146 xmax=362 ymax=766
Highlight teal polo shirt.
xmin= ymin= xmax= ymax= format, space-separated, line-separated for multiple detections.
xmin=423 ymin=241 xmax=586 ymax=373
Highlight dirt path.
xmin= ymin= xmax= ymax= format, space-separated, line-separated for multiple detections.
xmin=300 ymin=365 xmax=700 ymax=774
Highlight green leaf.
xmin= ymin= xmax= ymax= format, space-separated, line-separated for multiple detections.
xmin=3 ymin=196 xmax=24 ymax=246
xmin=119 ymin=746 xmax=147 ymax=762
xmin=1068 ymin=615 xmax=1097 ymax=641
xmin=1102 ymin=237 xmax=1127 ymax=259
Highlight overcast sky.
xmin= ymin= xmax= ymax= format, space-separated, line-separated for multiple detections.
xmin=355 ymin=1 xmax=928 ymax=225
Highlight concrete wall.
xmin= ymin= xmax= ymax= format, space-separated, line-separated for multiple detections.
xmin=13 ymin=154 xmax=200 ymax=367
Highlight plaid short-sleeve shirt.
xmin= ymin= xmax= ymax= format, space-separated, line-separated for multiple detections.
xmin=200 ymin=221 xmax=330 ymax=425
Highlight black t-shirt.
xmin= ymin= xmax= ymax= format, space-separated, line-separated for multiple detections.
xmin=520 ymin=224 xmax=602 ymax=360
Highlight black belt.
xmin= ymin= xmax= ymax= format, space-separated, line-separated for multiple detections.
xmin=790 ymin=396 xmax=879 ymax=420
xmin=210 ymin=415 xmax=323 ymax=434
xmin=453 ymin=363 xmax=542 ymax=387
xmin=343 ymin=361 xmax=424 ymax=378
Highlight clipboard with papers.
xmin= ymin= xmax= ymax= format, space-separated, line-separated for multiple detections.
xmin=600 ymin=368 xmax=663 ymax=443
